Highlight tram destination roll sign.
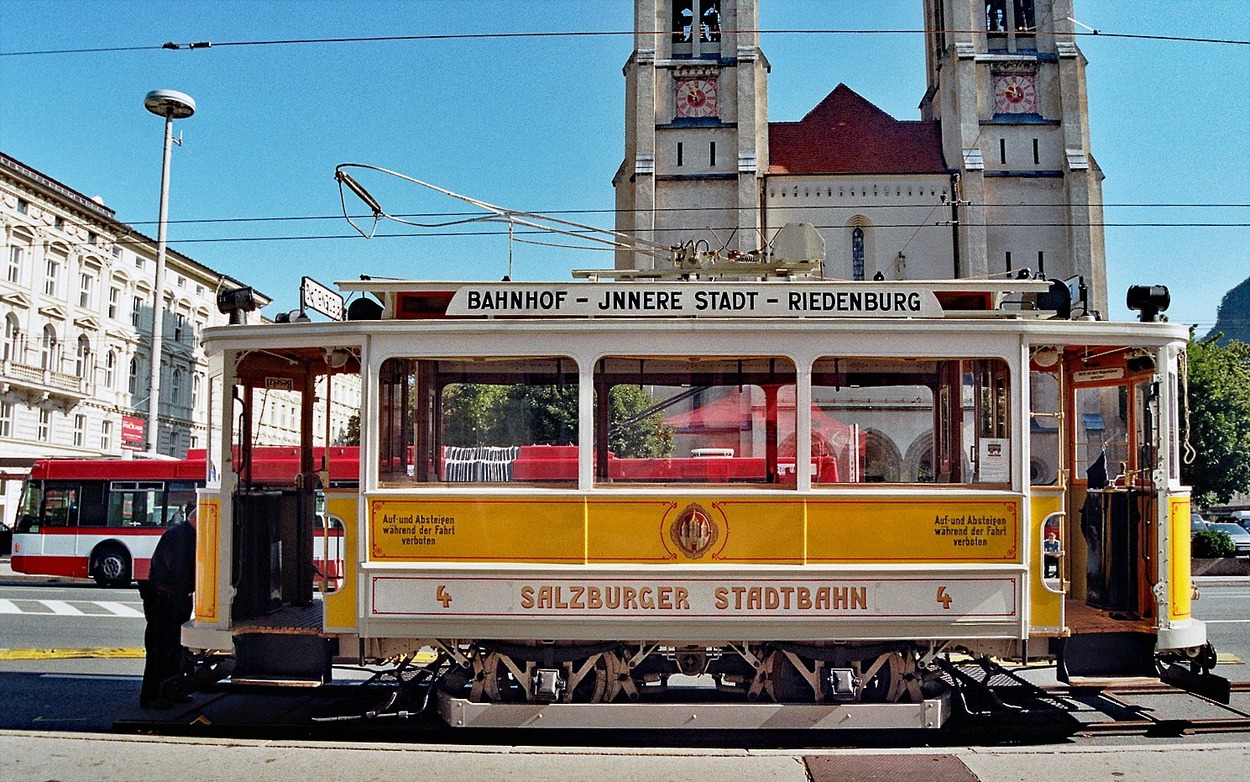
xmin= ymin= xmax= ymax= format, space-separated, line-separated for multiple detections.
xmin=301 ymin=276 xmax=344 ymax=321
xmin=446 ymin=283 xmax=944 ymax=318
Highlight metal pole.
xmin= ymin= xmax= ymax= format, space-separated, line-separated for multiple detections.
xmin=146 ymin=112 xmax=174 ymax=453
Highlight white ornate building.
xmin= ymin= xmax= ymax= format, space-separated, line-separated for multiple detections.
xmin=1 ymin=152 xmax=359 ymax=527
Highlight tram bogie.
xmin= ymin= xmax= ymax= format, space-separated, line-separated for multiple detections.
xmin=186 ymin=276 xmax=1225 ymax=729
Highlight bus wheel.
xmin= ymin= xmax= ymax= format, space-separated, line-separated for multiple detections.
xmin=91 ymin=545 xmax=131 ymax=588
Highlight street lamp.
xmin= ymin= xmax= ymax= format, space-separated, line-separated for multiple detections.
xmin=143 ymin=89 xmax=195 ymax=454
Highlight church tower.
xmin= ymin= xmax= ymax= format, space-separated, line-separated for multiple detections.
xmin=920 ymin=0 xmax=1108 ymax=313
xmin=613 ymin=1 xmax=769 ymax=269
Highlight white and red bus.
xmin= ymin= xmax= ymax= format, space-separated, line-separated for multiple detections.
xmin=10 ymin=447 xmax=356 ymax=587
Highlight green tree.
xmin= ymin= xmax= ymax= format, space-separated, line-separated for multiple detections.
xmin=441 ymin=383 xmax=511 ymax=446
xmin=1182 ymin=336 xmax=1250 ymax=506
xmin=608 ymin=384 xmax=674 ymax=458
xmin=338 ymin=413 xmax=360 ymax=446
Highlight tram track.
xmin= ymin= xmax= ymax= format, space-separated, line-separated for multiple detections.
xmin=1050 ymin=681 xmax=1250 ymax=737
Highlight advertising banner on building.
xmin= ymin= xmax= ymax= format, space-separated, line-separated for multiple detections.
xmin=121 ymin=415 xmax=145 ymax=450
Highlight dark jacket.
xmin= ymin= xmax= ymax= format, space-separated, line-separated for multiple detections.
xmin=144 ymin=519 xmax=196 ymax=599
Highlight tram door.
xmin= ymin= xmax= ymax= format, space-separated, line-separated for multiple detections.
xmin=1066 ymin=352 xmax=1161 ymax=620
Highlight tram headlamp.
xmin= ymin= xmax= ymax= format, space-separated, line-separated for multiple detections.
xmin=216 ymin=286 xmax=258 ymax=325
xmin=1126 ymin=285 xmax=1170 ymax=323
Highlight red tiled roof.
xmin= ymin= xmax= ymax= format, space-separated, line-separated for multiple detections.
xmin=768 ymin=84 xmax=949 ymax=175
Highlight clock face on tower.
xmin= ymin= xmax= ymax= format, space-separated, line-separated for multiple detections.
xmin=993 ymin=73 xmax=1038 ymax=114
xmin=675 ymin=77 xmax=718 ymax=119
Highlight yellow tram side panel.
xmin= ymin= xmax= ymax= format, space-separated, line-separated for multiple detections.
xmin=194 ymin=496 xmax=222 ymax=623
xmin=365 ymin=494 xmax=1020 ymax=565
xmin=323 ymin=490 xmax=362 ymax=631
xmin=1028 ymin=489 xmax=1064 ymax=635
xmin=1168 ymin=494 xmax=1192 ymax=621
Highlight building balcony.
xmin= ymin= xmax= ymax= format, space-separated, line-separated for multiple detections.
xmin=0 ymin=358 xmax=88 ymax=403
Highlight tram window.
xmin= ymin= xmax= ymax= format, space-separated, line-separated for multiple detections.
xmin=1029 ymin=370 xmax=1061 ymax=485
xmin=377 ymin=356 xmax=579 ymax=486
xmin=811 ymin=357 xmax=1011 ymax=485
xmin=593 ymin=357 xmax=795 ymax=487
xmin=1073 ymin=386 xmax=1129 ymax=482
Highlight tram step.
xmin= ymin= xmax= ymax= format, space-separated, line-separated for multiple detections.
xmin=1053 ymin=632 xmax=1155 ymax=680
xmin=232 ymin=634 xmax=334 ymax=685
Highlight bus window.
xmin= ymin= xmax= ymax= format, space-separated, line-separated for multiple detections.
xmin=377 ymin=356 xmax=579 ymax=486
xmin=811 ymin=357 xmax=1011 ymax=485
xmin=108 ymin=481 xmax=165 ymax=527
xmin=43 ymin=486 xmax=79 ymax=527
xmin=15 ymin=481 xmax=44 ymax=533
xmin=593 ymin=356 xmax=795 ymax=487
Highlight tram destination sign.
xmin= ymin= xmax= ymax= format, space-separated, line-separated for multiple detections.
xmin=301 ymin=276 xmax=344 ymax=321
xmin=445 ymin=283 xmax=944 ymax=318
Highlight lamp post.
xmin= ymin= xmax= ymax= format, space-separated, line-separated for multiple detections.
xmin=142 ymin=89 xmax=195 ymax=454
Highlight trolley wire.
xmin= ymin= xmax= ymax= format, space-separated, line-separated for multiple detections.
xmin=3 ymin=27 xmax=1246 ymax=57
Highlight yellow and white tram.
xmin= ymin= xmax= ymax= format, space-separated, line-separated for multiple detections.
xmin=186 ymin=272 xmax=1217 ymax=729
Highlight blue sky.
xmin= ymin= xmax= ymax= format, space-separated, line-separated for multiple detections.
xmin=1 ymin=0 xmax=1247 ymax=330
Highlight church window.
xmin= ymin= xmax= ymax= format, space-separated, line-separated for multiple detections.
xmin=709 ymin=141 xmax=716 ymax=167
xmin=1037 ymin=251 xmax=1045 ymax=275
xmin=852 ymin=227 xmax=865 ymax=281
xmin=999 ymin=138 xmax=1007 ymax=164
xmin=1005 ymin=251 xmax=1013 ymax=273
xmin=672 ymin=1 xmax=721 ymax=57
xmin=1033 ymin=139 xmax=1040 ymax=164
xmin=677 ymin=141 xmax=684 ymax=167
xmin=985 ymin=1 xmax=1035 ymax=51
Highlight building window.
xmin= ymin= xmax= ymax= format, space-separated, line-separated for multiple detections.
xmin=132 ymin=296 xmax=143 ymax=327
xmin=985 ymin=0 xmax=1035 ymax=51
xmin=672 ymin=0 xmax=721 ymax=56
xmin=171 ymin=368 xmax=183 ymax=406
xmin=17 ymin=198 xmax=28 ymax=214
xmin=177 ymin=275 xmax=186 ymax=288
xmin=40 ymin=325 xmax=58 ymax=371
xmin=1037 ymin=250 xmax=1045 ymax=275
xmin=44 ymin=258 xmax=60 ymax=296
xmin=999 ymin=138 xmax=1007 ymax=164
xmin=3 ymin=314 xmax=21 ymax=363
xmin=7 ymin=245 xmax=21 ymax=283
xmin=1033 ymin=138 xmax=1040 ymax=165
xmin=87 ymin=232 xmax=98 ymax=247
xmin=73 ymin=413 xmax=86 ymax=447
xmin=709 ymin=141 xmax=716 ymax=167
xmin=851 ymin=227 xmax=865 ymax=281
xmin=129 ymin=357 xmax=139 ymax=395
xmin=37 ymin=409 xmax=51 ymax=441
xmin=75 ymin=335 xmax=92 ymax=379
xmin=101 ymin=419 xmax=113 ymax=450
xmin=108 ymin=286 xmax=120 ymax=319
xmin=135 ymin=255 xmax=144 ymax=269
xmin=0 ymin=400 xmax=12 ymax=438
xmin=174 ymin=313 xmax=185 ymax=342
xmin=192 ymin=372 xmax=202 ymax=410
xmin=677 ymin=141 xmax=684 ymax=167
xmin=112 ymin=246 xmax=122 ymax=258
xmin=54 ymin=216 xmax=65 ymax=230
xmin=79 ymin=272 xmax=93 ymax=308
xmin=104 ymin=350 xmax=116 ymax=389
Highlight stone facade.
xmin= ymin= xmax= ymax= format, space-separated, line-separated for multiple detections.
xmin=615 ymin=0 xmax=1109 ymax=315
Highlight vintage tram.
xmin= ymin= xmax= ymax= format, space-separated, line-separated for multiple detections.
xmin=185 ymin=268 xmax=1218 ymax=729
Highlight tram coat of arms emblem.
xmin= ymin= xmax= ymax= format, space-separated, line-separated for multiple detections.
xmin=669 ymin=502 xmax=719 ymax=559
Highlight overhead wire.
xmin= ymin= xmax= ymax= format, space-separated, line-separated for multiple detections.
xmin=3 ymin=27 xmax=1246 ymax=57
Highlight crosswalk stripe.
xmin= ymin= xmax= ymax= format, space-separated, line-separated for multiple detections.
xmin=39 ymin=600 xmax=85 ymax=615
xmin=96 ymin=601 xmax=144 ymax=618
xmin=0 ymin=599 xmax=20 ymax=614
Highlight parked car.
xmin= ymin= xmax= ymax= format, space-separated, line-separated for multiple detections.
xmin=1191 ymin=512 xmax=1210 ymax=538
xmin=1229 ymin=511 xmax=1250 ymax=533
xmin=1208 ymin=522 xmax=1250 ymax=556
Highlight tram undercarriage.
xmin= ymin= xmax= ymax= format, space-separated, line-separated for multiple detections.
xmin=427 ymin=640 xmax=943 ymax=706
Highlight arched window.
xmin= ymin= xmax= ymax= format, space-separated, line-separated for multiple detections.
xmin=3 ymin=314 xmax=21 ymax=363
xmin=171 ymin=367 xmax=183 ymax=406
xmin=41 ymin=325 xmax=59 ymax=371
xmin=104 ymin=350 xmax=117 ymax=390
xmin=851 ymin=227 xmax=865 ymax=281
xmin=129 ymin=356 xmax=139 ymax=395
xmin=76 ymin=335 xmax=92 ymax=379
xmin=192 ymin=372 xmax=202 ymax=410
